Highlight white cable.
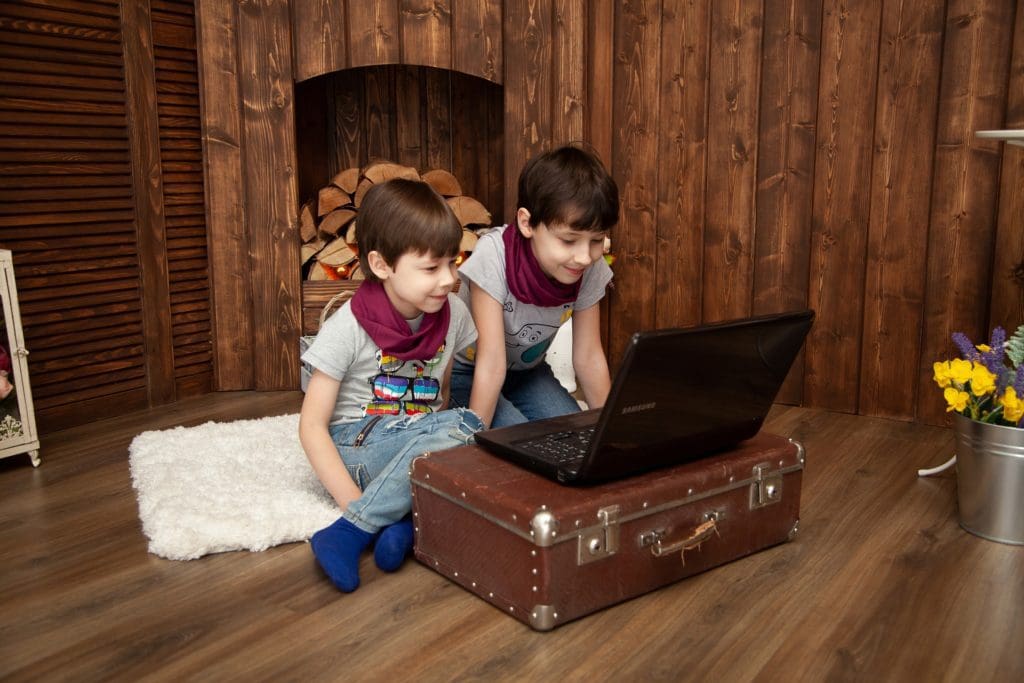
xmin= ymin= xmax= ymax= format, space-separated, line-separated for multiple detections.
xmin=918 ymin=455 xmax=957 ymax=477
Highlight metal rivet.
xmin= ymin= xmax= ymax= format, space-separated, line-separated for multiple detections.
xmin=531 ymin=550 xmax=537 ymax=557
xmin=512 ymin=514 xmax=517 ymax=521
xmin=553 ymin=612 xmax=558 ymax=619
xmin=642 ymin=501 xmax=648 ymax=508
xmin=540 ymin=505 xmax=547 ymax=510
xmin=461 ymin=491 xmax=467 ymax=498
xmin=532 ymin=586 xmax=538 ymax=592
xmin=687 ymin=488 xmax=693 ymax=495
xmin=489 ymin=592 xmax=494 ymax=598
xmin=575 ymin=520 xmax=582 ymax=528
xmin=729 ymin=476 xmax=735 ymax=482
xmin=454 ymin=572 xmax=458 ymax=577
xmin=425 ymin=474 xmax=430 ymax=479
xmin=509 ymin=606 xmax=515 ymax=612
xmin=471 ymin=582 xmax=476 ymax=587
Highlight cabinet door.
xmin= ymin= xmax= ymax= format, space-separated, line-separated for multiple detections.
xmin=0 ymin=255 xmax=40 ymax=465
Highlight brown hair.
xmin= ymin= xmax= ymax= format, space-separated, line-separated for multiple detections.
xmin=357 ymin=178 xmax=463 ymax=282
xmin=517 ymin=144 xmax=620 ymax=232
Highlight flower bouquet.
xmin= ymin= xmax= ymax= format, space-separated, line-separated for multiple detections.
xmin=933 ymin=325 xmax=1024 ymax=427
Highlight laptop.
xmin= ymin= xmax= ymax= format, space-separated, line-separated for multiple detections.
xmin=473 ymin=309 xmax=815 ymax=485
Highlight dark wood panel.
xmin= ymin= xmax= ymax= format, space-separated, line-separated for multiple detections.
xmin=654 ymin=0 xmax=709 ymax=331
xmin=400 ymin=0 xmax=452 ymax=71
xmin=702 ymin=1 xmax=762 ymax=323
xmin=235 ymin=0 xmax=301 ymax=390
xmin=503 ymin=0 xmax=552 ymax=220
xmin=608 ymin=0 xmax=659 ymax=366
xmin=121 ymin=0 xmax=175 ymax=406
xmin=804 ymin=1 xmax=882 ymax=413
xmin=551 ymin=0 xmax=584 ymax=145
xmin=753 ymin=0 xmax=821 ymax=405
xmin=290 ymin=0 xmax=347 ymax=82
xmin=452 ymin=0 xmax=502 ymax=83
xmin=395 ymin=65 xmax=425 ymax=170
xmin=917 ymin=0 xmax=1016 ymax=425
xmin=857 ymin=0 xmax=945 ymax=421
xmin=347 ymin=1 xmax=400 ymax=69
xmin=329 ymin=67 xmax=366 ymax=176
xmin=195 ymin=0 xmax=254 ymax=390
xmin=364 ymin=64 xmax=396 ymax=162
xmin=423 ymin=66 xmax=451 ymax=170
xmin=988 ymin=5 xmax=1024 ymax=332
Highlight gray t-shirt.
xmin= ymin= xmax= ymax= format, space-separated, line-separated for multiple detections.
xmin=456 ymin=225 xmax=613 ymax=370
xmin=301 ymin=293 xmax=476 ymax=425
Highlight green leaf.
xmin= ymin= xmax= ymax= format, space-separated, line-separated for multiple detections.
xmin=1007 ymin=324 xmax=1024 ymax=369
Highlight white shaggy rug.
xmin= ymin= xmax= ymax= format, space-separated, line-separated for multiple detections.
xmin=128 ymin=413 xmax=340 ymax=560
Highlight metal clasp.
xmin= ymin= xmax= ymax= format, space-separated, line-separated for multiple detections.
xmin=577 ymin=504 xmax=620 ymax=565
xmin=750 ymin=462 xmax=783 ymax=509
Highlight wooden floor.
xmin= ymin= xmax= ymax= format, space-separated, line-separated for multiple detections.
xmin=1 ymin=392 xmax=1021 ymax=681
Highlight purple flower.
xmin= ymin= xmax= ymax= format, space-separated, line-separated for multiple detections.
xmin=1015 ymin=365 xmax=1024 ymax=396
xmin=952 ymin=332 xmax=979 ymax=361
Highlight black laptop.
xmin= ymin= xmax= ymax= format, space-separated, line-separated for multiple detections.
xmin=473 ymin=309 xmax=815 ymax=485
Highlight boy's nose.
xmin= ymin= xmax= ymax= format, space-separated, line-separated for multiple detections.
xmin=573 ymin=242 xmax=595 ymax=265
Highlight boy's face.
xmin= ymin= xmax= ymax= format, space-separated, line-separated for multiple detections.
xmin=370 ymin=249 xmax=459 ymax=319
xmin=517 ymin=209 xmax=607 ymax=285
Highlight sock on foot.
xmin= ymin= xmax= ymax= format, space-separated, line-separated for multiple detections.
xmin=374 ymin=517 xmax=415 ymax=572
xmin=310 ymin=517 xmax=375 ymax=592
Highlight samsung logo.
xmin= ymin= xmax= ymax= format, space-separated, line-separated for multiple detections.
xmin=621 ymin=402 xmax=656 ymax=414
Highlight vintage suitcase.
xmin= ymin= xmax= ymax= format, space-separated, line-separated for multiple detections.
xmin=411 ymin=432 xmax=804 ymax=631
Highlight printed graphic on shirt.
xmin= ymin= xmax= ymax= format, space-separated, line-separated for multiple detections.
xmin=364 ymin=346 xmax=444 ymax=416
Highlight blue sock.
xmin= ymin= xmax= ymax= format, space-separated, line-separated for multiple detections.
xmin=309 ymin=517 xmax=375 ymax=592
xmin=374 ymin=517 xmax=415 ymax=572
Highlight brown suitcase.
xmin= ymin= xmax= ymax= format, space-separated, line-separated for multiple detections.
xmin=411 ymin=432 xmax=804 ymax=630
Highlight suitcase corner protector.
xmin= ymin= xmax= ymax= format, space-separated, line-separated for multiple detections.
xmin=529 ymin=604 xmax=558 ymax=631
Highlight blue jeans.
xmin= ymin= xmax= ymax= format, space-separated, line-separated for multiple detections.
xmin=329 ymin=408 xmax=483 ymax=533
xmin=448 ymin=360 xmax=581 ymax=427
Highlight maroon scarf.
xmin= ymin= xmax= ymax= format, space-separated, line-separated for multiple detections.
xmin=350 ymin=279 xmax=449 ymax=361
xmin=502 ymin=224 xmax=580 ymax=306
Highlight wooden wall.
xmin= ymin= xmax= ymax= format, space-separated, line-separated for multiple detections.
xmin=0 ymin=0 xmax=211 ymax=432
xmin=198 ymin=0 xmax=1021 ymax=428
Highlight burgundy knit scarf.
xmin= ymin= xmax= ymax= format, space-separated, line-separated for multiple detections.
xmin=502 ymin=224 xmax=580 ymax=306
xmin=350 ymin=279 xmax=449 ymax=361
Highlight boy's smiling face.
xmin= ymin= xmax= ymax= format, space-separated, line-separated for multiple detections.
xmin=517 ymin=208 xmax=607 ymax=285
xmin=369 ymin=249 xmax=458 ymax=320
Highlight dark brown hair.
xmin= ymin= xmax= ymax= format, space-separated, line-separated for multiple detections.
xmin=516 ymin=144 xmax=620 ymax=232
xmin=357 ymin=178 xmax=463 ymax=282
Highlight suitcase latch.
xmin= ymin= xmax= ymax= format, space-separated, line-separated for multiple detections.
xmin=577 ymin=505 xmax=620 ymax=565
xmin=750 ymin=462 xmax=783 ymax=509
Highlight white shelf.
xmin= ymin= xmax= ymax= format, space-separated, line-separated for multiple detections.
xmin=976 ymin=129 xmax=1024 ymax=147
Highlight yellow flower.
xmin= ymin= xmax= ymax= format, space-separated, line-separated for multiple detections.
xmin=943 ymin=387 xmax=969 ymax=413
xmin=977 ymin=344 xmax=991 ymax=353
xmin=969 ymin=363 xmax=996 ymax=397
xmin=933 ymin=361 xmax=952 ymax=388
xmin=999 ymin=387 xmax=1024 ymax=423
xmin=948 ymin=359 xmax=973 ymax=385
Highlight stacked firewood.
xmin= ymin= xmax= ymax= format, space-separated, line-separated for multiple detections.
xmin=300 ymin=161 xmax=492 ymax=281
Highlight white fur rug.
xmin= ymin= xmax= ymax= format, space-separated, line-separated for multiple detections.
xmin=128 ymin=413 xmax=339 ymax=560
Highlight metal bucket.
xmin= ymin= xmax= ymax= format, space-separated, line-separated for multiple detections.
xmin=953 ymin=412 xmax=1024 ymax=545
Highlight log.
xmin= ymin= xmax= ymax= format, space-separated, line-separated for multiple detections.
xmin=319 ymin=207 xmax=357 ymax=237
xmin=331 ymin=167 xmax=360 ymax=195
xmin=447 ymin=195 xmax=492 ymax=226
xmin=318 ymin=185 xmax=350 ymax=216
xmin=422 ymin=169 xmax=463 ymax=196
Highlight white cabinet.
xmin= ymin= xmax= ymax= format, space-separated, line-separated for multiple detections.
xmin=0 ymin=250 xmax=40 ymax=466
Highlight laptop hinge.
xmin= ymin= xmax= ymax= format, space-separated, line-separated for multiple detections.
xmin=577 ymin=505 xmax=620 ymax=565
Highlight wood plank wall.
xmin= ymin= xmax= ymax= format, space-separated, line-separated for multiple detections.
xmin=603 ymin=0 xmax=1022 ymax=426
xmin=0 ymin=0 xmax=211 ymax=432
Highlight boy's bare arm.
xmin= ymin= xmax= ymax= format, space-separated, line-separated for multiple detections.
xmin=570 ymin=303 xmax=611 ymax=409
xmin=298 ymin=370 xmax=363 ymax=511
xmin=467 ymin=284 xmax=507 ymax=428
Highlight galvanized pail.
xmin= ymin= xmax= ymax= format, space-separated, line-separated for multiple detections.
xmin=953 ymin=412 xmax=1024 ymax=545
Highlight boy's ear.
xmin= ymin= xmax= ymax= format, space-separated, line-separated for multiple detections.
xmin=515 ymin=208 xmax=534 ymax=238
xmin=366 ymin=250 xmax=392 ymax=280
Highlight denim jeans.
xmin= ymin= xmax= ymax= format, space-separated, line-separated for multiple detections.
xmin=329 ymin=407 xmax=483 ymax=533
xmin=448 ymin=360 xmax=581 ymax=427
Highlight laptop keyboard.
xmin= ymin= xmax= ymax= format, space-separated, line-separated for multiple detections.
xmin=517 ymin=426 xmax=596 ymax=470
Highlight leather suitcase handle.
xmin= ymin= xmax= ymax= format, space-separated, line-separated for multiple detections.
xmin=649 ymin=516 xmax=720 ymax=563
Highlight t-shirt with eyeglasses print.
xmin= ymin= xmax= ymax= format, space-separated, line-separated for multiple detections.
xmin=301 ymin=292 xmax=477 ymax=425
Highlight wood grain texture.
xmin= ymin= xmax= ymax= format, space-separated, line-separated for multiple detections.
xmin=236 ymin=0 xmax=301 ymax=390
xmin=1 ymin=393 xmax=1021 ymax=679
xmin=702 ymin=0 xmax=762 ymax=324
xmin=988 ymin=4 xmax=1024 ymax=333
xmin=347 ymin=0 xmax=400 ymax=69
xmin=753 ymin=0 xmax=821 ymax=405
xmin=654 ymin=0 xmax=709 ymax=331
xmin=452 ymin=0 xmax=502 ymax=83
xmin=503 ymin=0 xmax=552 ymax=220
xmin=551 ymin=0 xmax=584 ymax=145
xmin=917 ymin=0 xmax=1015 ymax=424
xmin=195 ymin=0 xmax=255 ymax=391
xmin=857 ymin=0 xmax=945 ymax=420
xmin=290 ymin=0 xmax=348 ymax=82
xmin=804 ymin=1 xmax=882 ymax=413
xmin=609 ymin=0 xmax=659 ymax=366
xmin=400 ymin=0 xmax=452 ymax=71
